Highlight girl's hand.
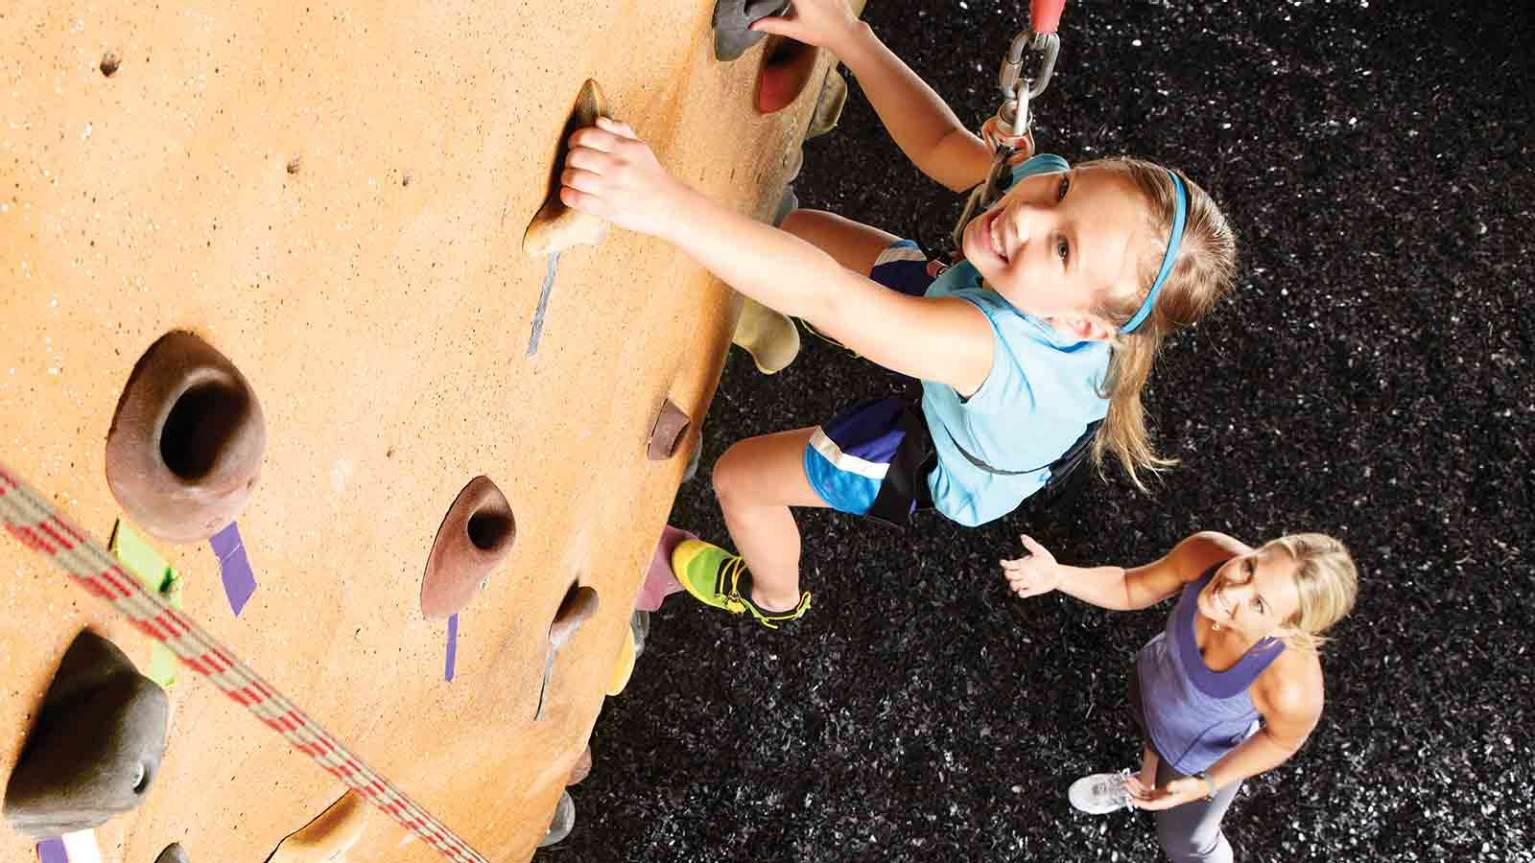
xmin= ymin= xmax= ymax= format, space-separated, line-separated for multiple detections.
xmin=560 ymin=117 xmax=689 ymax=238
xmin=750 ymin=0 xmax=862 ymax=54
xmin=1001 ymin=534 xmax=1061 ymax=599
xmin=1126 ymin=775 xmax=1209 ymax=811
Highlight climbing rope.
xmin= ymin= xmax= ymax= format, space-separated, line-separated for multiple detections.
xmin=951 ymin=0 xmax=1067 ymax=249
xmin=0 ymin=462 xmax=490 ymax=863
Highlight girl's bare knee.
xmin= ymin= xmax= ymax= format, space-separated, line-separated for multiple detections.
xmin=711 ymin=441 xmax=750 ymax=505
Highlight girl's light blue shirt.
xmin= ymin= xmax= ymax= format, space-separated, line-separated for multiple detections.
xmin=920 ymin=154 xmax=1111 ymax=526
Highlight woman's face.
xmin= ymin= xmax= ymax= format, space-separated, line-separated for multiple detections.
xmin=961 ymin=164 xmax=1150 ymax=330
xmin=1197 ymin=547 xmax=1303 ymax=642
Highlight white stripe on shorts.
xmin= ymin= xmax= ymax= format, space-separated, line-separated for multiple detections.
xmin=809 ymin=428 xmax=890 ymax=481
xmin=872 ymin=243 xmax=928 ymax=268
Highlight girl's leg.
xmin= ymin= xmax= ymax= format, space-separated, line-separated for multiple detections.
xmin=781 ymin=209 xmax=900 ymax=275
xmin=1151 ymin=756 xmax=1242 ymax=863
xmin=711 ymin=426 xmax=829 ymax=612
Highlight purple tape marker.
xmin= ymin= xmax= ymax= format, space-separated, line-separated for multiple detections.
xmin=209 ymin=521 xmax=258 ymax=616
xmin=444 ymin=614 xmax=459 ymax=682
xmin=36 ymin=838 xmax=67 ymax=863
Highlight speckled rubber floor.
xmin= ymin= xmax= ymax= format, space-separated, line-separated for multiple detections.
xmin=538 ymin=2 xmax=1532 ymax=861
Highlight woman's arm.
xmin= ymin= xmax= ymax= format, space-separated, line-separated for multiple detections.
xmin=1130 ymin=655 xmax=1325 ymax=809
xmin=1004 ymin=531 xmax=1251 ymax=611
xmin=559 ymin=119 xmax=993 ymax=393
xmin=752 ymin=1 xmax=993 ymax=192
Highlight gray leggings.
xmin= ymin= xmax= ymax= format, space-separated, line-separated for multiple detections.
xmin=1150 ymin=754 xmax=1243 ymax=863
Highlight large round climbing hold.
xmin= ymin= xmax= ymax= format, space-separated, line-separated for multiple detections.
xmin=421 ymin=476 xmax=516 ymax=618
xmin=755 ymin=36 xmax=820 ymax=114
xmin=104 ymin=331 xmax=266 ymax=543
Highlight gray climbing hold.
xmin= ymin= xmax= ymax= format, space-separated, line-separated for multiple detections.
xmin=537 ymin=791 xmax=576 ymax=848
xmin=714 ymin=0 xmax=790 ymax=62
xmin=2 ymin=632 xmax=170 ymax=839
xmin=154 ymin=843 xmax=190 ymax=863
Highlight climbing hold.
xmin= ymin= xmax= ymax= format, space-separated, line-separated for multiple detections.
xmin=681 ymin=428 xmax=703 ymax=483
xmin=421 ymin=476 xmax=516 ymax=619
xmin=104 ymin=331 xmax=266 ymax=543
xmin=523 ymin=79 xmax=611 ymax=257
xmin=537 ymin=791 xmax=575 ymax=848
xmin=636 ymin=526 xmax=692 ymax=612
xmin=712 ymin=0 xmax=789 ymax=62
xmin=567 ymin=746 xmax=592 ymax=787
xmin=154 ymin=843 xmax=190 ymax=863
xmin=533 ymin=585 xmax=599 ymax=721
xmin=99 ymin=52 xmax=121 ymax=77
xmin=604 ymin=618 xmax=636 ymax=697
xmin=732 ymin=299 xmax=801 ymax=374
xmin=647 ymin=399 xmax=692 ymax=461
xmin=631 ymin=610 xmax=651 ymax=659
xmin=263 ymin=791 xmax=368 ymax=863
xmin=804 ymin=68 xmax=848 ymax=140
xmin=756 ymin=36 xmax=820 ymax=114
xmin=2 ymin=632 xmax=169 ymax=839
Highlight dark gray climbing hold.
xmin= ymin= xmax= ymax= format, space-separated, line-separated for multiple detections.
xmin=2 ymin=632 xmax=170 ymax=839
xmin=537 ymin=791 xmax=576 ymax=848
xmin=714 ymin=0 xmax=790 ymax=62
xmin=154 ymin=843 xmax=189 ymax=863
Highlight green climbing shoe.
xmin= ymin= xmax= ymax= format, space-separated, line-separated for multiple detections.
xmin=671 ymin=539 xmax=810 ymax=629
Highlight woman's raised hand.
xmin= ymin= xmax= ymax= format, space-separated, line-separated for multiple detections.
xmin=1001 ymin=534 xmax=1061 ymax=599
xmin=750 ymin=0 xmax=862 ymax=54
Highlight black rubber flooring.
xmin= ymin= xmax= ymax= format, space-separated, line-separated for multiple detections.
xmin=539 ymin=1 xmax=1533 ymax=860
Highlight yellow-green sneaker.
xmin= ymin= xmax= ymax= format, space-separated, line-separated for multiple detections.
xmin=670 ymin=539 xmax=810 ymax=629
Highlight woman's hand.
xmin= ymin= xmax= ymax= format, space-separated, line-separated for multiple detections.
xmin=750 ymin=0 xmax=863 ymax=54
xmin=560 ymin=117 xmax=690 ymax=238
xmin=1001 ymin=534 xmax=1062 ymax=599
xmin=1125 ymin=775 xmax=1210 ymax=811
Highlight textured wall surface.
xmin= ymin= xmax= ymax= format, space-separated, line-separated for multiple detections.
xmin=0 ymin=2 xmax=828 ymax=861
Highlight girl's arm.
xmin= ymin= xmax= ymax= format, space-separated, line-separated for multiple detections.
xmin=1004 ymin=532 xmax=1251 ymax=611
xmin=1129 ymin=656 xmax=1324 ymax=809
xmin=559 ymin=119 xmax=993 ymax=394
xmin=753 ymin=1 xmax=993 ymax=192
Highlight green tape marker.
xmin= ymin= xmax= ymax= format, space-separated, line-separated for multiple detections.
xmin=108 ymin=520 xmax=183 ymax=687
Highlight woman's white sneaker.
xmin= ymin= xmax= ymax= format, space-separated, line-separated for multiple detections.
xmin=1069 ymin=770 xmax=1133 ymax=815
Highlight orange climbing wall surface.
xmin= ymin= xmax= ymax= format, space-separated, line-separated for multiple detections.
xmin=0 ymin=1 xmax=830 ymax=861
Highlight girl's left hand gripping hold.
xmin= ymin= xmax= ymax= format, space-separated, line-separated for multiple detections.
xmin=560 ymin=117 xmax=687 ymax=238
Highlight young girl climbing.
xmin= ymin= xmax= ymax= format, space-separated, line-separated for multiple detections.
xmin=1003 ymin=531 xmax=1358 ymax=863
xmin=558 ymin=0 xmax=1237 ymax=627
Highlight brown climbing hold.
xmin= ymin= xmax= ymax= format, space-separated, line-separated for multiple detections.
xmin=99 ymin=51 xmax=121 ymax=77
xmin=756 ymin=36 xmax=820 ymax=115
xmin=551 ymin=584 xmax=599 ymax=646
xmin=647 ymin=399 xmax=691 ymax=461
xmin=420 ymin=476 xmax=516 ymax=619
xmin=732 ymin=299 xmax=801 ymax=374
xmin=2 ymin=632 xmax=169 ymax=839
xmin=263 ymin=791 xmax=368 ymax=863
xmin=805 ymin=69 xmax=848 ymax=140
xmin=523 ymin=79 xmax=611 ymax=257
xmin=567 ymin=746 xmax=592 ymax=786
xmin=155 ymin=844 xmax=190 ymax=863
xmin=104 ymin=331 xmax=266 ymax=543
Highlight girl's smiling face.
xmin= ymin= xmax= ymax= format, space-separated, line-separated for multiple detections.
xmin=962 ymin=164 xmax=1153 ymax=338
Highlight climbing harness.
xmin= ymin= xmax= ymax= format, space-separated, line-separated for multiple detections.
xmin=951 ymin=0 xmax=1067 ymax=249
xmin=0 ymin=463 xmax=490 ymax=863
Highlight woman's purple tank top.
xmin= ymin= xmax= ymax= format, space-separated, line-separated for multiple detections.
xmin=1136 ymin=568 xmax=1285 ymax=775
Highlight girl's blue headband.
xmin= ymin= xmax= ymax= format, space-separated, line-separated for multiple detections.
xmin=1120 ymin=171 xmax=1188 ymax=334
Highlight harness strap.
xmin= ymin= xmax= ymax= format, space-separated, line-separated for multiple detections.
xmin=866 ymin=403 xmax=936 ymax=528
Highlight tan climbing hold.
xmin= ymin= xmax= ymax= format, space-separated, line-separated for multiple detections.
xmin=732 ymin=298 xmax=800 ymax=374
xmin=805 ymin=69 xmax=848 ymax=140
xmin=604 ymin=620 xmax=636 ymax=697
xmin=264 ymin=791 xmax=368 ymax=863
xmin=523 ymin=79 xmax=611 ymax=257
xmin=647 ymin=399 xmax=692 ymax=461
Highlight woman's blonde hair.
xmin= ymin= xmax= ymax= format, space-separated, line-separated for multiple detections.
xmin=1079 ymin=158 xmax=1238 ymax=489
xmin=1265 ymin=533 xmax=1359 ymax=652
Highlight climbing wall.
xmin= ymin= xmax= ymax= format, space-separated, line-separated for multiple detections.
xmin=0 ymin=1 xmax=836 ymax=861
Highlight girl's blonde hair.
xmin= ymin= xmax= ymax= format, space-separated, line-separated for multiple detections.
xmin=1080 ymin=158 xmax=1238 ymax=489
xmin=1265 ymin=533 xmax=1359 ymax=652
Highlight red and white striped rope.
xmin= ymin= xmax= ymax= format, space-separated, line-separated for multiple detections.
xmin=0 ymin=463 xmax=488 ymax=863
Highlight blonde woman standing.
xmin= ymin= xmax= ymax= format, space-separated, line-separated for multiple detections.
xmin=1004 ymin=531 xmax=1358 ymax=863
